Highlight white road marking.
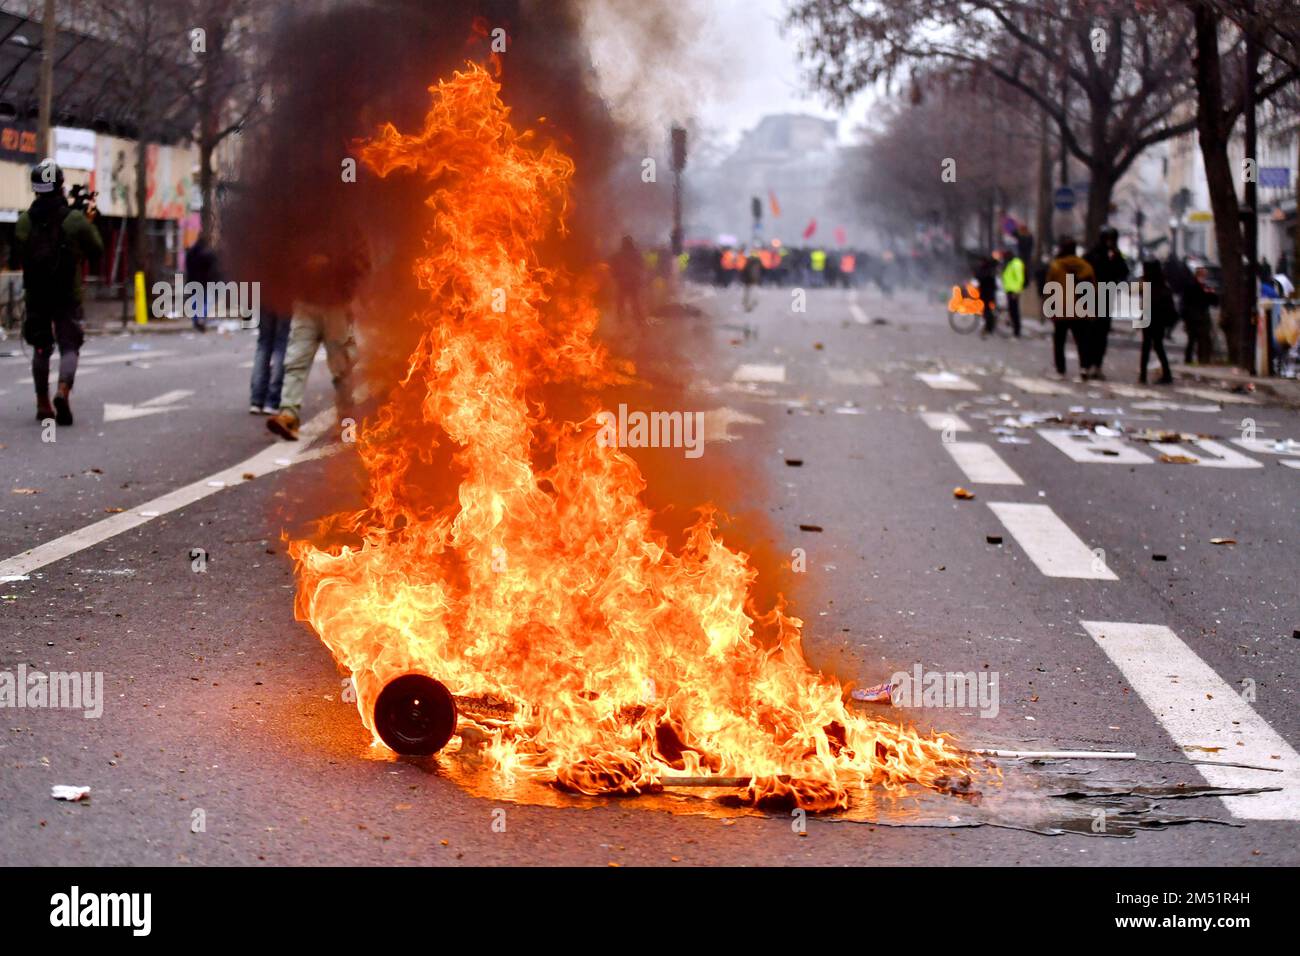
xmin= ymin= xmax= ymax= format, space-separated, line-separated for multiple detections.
xmin=1038 ymin=428 xmax=1154 ymax=465
xmin=848 ymin=303 xmax=868 ymax=325
xmin=827 ymin=367 xmax=881 ymax=386
xmin=1230 ymin=436 xmax=1300 ymax=457
xmin=1080 ymin=620 xmax=1300 ymax=820
xmin=1106 ymin=383 xmax=1162 ymax=399
xmin=702 ymin=406 xmax=764 ymax=443
xmin=1150 ymin=439 xmax=1263 ymax=469
xmin=1005 ymin=376 xmax=1073 ymax=396
xmin=917 ymin=371 xmax=978 ymax=391
xmin=0 ymin=410 xmax=333 ymax=578
xmin=1176 ymin=386 xmax=1258 ymax=405
xmin=944 ymin=442 xmax=1023 ymax=485
xmin=103 ymin=389 xmax=194 ymax=422
xmin=919 ymin=411 xmax=970 ymax=432
xmin=732 ymin=363 xmax=786 ymax=384
xmin=1284 ymin=460 xmax=1300 ymax=470
xmin=988 ymin=502 xmax=1117 ymax=579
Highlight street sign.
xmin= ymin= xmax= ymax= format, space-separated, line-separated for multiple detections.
xmin=1260 ymin=166 xmax=1290 ymax=188
xmin=1053 ymin=186 xmax=1076 ymax=212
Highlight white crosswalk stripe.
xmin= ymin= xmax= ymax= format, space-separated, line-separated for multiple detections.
xmin=732 ymin=363 xmax=786 ymax=384
xmin=919 ymin=411 xmax=970 ymax=432
xmin=827 ymin=367 xmax=881 ymax=386
xmin=1150 ymin=438 xmax=1263 ymax=469
xmin=917 ymin=371 xmax=978 ymax=391
xmin=1081 ymin=621 xmax=1300 ymax=820
xmin=1037 ymin=428 xmax=1154 ymax=464
xmin=1005 ymin=376 xmax=1073 ymax=396
xmin=988 ymin=502 xmax=1116 ymax=579
xmin=944 ymin=442 xmax=1023 ymax=485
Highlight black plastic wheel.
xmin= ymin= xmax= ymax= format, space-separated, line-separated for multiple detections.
xmin=373 ymin=674 xmax=458 ymax=756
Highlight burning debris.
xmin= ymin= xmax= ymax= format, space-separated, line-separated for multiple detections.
xmin=290 ymin=64 xmax=967 ymax=812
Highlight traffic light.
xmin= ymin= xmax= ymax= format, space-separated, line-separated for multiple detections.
xmin=671 ymin=125 xmax=687 ymax=172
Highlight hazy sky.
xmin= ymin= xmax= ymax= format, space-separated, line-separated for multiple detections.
xmin=586 ymin=0 xmax=872 ymax=154
xmin=693 ymin=0 xmax=871 ymax=147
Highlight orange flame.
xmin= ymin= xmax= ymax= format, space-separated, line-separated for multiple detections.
xmin=291 ymin=64 xmax=968 ymax=812
xmin=948 ymin=282 xmax=985 ymax=315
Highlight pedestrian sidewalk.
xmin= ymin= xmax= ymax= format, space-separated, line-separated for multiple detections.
xmin=81 ymin=297 xmax=233 ymax=335
xmin=1171 ymin=361 xmax=1300 ymax=408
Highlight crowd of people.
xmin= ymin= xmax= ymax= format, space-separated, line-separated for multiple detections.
xmin=965 ymin=224 xmax=1297 ymax=385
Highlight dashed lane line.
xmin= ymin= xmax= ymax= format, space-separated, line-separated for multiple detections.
xmin=0 ymin=409 xmax=333 ymax=578
xmin=1081 ymin=620 xmax=1300 ymax=820
xmin=988 ymin=502 xmax=1117 ymax=580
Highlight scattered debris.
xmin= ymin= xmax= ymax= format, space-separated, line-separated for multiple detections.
xmin=11 ymin=488 xmax=41 ymax=495
xmin=51 ymin=786 xmax=90 ymax=802
xmin=986 ymin=534 xmax=1003 ymax=545
xmin=1152 ymin=554 xmax=1168 ymax=561
xmin=1158 ymin=453 xmax=1198 ymax=464
xmin=798 ymin=524 xmax=823 ymax=533
xmin=953 ymin=487 xmax=975 ymax=500
xmin=850 ymin=681 xmax=895 ymax=704
xmin=103 ymin=507 xmax=124 ymax=513
xmin=785 ymin=459 xmax=803 ymax=467
xmin=1209 ymin=537 xmax=1237 ymax=546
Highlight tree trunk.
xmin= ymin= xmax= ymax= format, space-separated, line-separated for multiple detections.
xmin=1035 ymin=113 xmax=1053 ymax=263
xmin=1083 ymin=166 xmax=1117 ymax=248
xmin=1193 ymin=3 xmax=1246 ymax=366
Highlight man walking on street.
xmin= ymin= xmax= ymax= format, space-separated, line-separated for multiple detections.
xmin=15 ymin=160 xmax=103 ymax=426
xmin=1001 ymin=245 xmax=1026 ymax=338
xmin=1084 ymin=226 xmax=1128 ymax=380
xmin=1045 ymin=237 xmax=1095 ymax=379
xmin=249 ymin=309 xmax=291 ymax=415
xmin=976 ymin=253 xmax=998 ymax=337
xmin=266 ymin=224 xmax=370 ymax=441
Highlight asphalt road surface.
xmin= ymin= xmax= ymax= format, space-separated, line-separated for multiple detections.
xmin=1 ymin=289 xmax=1297 ymax=866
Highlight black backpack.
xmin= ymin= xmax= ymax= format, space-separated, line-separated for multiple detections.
xmin=24 ymin=202 xmax=75 ymax=308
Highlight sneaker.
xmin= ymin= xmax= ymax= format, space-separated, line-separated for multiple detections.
xmin=266 ymin=410 xmax=299 ymax=441
xmin=249 ymin=404 xmax=264 ymax=415
xmin=53 ymin=394 xmax=73 ymax=427
xmin=261 ymin=405 xmax=277 ymax=415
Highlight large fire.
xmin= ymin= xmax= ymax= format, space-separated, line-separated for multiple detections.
xmin=291 ymin=63 xmax=968 ymax=811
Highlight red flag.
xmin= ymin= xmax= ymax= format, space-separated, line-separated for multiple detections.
xmin=802 ymin=217 xmax=817 ymax=239
xmin=834 ymin=226 xmax=847 ymax=246
xmin=768 ymin=190 xmax=782 ymax=217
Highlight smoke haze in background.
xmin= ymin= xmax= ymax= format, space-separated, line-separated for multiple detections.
xmin=229 ymin=0 xmax=806 ymax=637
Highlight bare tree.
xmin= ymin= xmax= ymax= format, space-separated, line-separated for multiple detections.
xmin=786 ymin=0 xmax=1197 ymax=244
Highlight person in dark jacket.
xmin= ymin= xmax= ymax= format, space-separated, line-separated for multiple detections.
xmin=1182 ymin=267 xmax=1218 ymax=364
xmin=185 ymin=233 xmax=220 ymax=331
xmin=14 ymin=160 xmax=103 ymax=426
xmin=609 ymin=236 xmax=645 ymax=322
xmin=1138 ymin=260 xmax=1175 ymax=384
xmin=1083 ymin=226 xmax=1128 ymax=380
xmin=975 ymin=253 xmax=998 ymax=336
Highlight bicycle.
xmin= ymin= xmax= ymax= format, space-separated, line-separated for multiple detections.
xmin=947 ymin=281 xmax=1011 ymax=337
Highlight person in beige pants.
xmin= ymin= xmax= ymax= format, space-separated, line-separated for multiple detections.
xmin=266 ymin=226 xmax=369 ymax=441
xmin=266 ymin=301 xmax=357 ymax=440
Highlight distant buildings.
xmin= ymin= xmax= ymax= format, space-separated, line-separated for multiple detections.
xmin=691 ymin=113 xmax=865 ymax=246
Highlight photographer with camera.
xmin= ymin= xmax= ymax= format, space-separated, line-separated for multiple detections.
xmin=14 ymin=160 xmax=104 ymax=426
